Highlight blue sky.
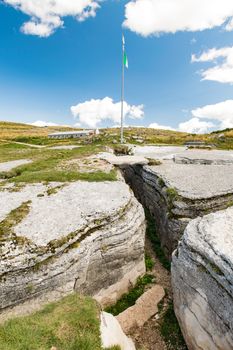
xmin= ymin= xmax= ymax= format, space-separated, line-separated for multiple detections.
xmin=1 ymin=0 xmax=233 ymax=133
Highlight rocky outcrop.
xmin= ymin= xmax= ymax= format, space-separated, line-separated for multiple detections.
xmin=0 ymin=181 xmax=145 ymax=321
xmin=174 ymin=150 xmax=233 ymax=165
xmin=0 ymin=159 xmax=32 ymax=172
xmin=172 ymin=208 xmax=233 ymax=350
xmin=121 ymin=156 xmax=233 ymax=257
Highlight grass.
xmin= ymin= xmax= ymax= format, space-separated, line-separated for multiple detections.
xmin=146 ymin=158 xmax=162 ymax=166
xmin=145 ymin=209 xmax=171 ymax=271
xmin=0 ymin=293 xmax=116 ymax=350
xmin=159 ymin=302 xmax=187 ymax=350
xmin=166 ymin=188 xmax=179 ymax=203
xmin=0 ymin=201 xmax=31 ymax=244
xmin=105 ymin=274 xmax=154 ymax=316
xmin=0 ymin=144 xmax=117 ymax=183
xmin=145 ymin=253 xmax=155 ymax=271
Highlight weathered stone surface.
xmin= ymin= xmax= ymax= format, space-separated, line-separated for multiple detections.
xmin=121 ymin=150 xmax=233 ymax=257
xmin=147 ymin=161 xmax=233 ymax=199
xmin=0 ymin=182 xmax=60 ymax=221
xmin=99 ymin=152 xmax=149 ymax=166
xmin=172 ymin=208 xmax=233 ymax=350
xmin=0 ymin=159 xmax=32 ymax=172
xmin=100 ymin=311 xmax=136 ymax=350
xmin=117 ymin=285 xmax=165 ymax=333
xmin=132 ymin=145 xmax=186 ymax=160
xmin=0 ymin=181 xmax=146 ymax=321
xmin=174 ymin=150 xmax=233 ymax=165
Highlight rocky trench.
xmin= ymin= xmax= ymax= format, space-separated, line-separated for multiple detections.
xmin=0 ymin=181 xmax=146 ymax=323
xmin=1 ymin=160 xmax=233 ymax=350
xmin=120 ymin=163 xmax=233 ymax=350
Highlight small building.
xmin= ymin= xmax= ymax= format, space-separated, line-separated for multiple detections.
xmin=48 ymin=130 xmax=95 ymax=139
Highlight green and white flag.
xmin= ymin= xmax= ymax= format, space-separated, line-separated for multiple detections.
xmin=122 ymin=34 xmax=128 ymax=69
xmin=124 ymin=52 xmax=128 ymax=69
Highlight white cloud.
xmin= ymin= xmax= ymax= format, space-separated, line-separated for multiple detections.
xmin=29 ymin=120 xmax=59 ymax=127
xmin=148 ymin=118 xmax=214 ymax=134
xmin=178 ymin=117 xmax=215 ymax=134
xmin=148 ymin=122 xmax=175 ymax=131
xmin=192 ymin=46 xmax=233 ymax=84
xmin=124 ymin=0 xmax=233 ymax=36
xmin=71 ymin=97 xmax=144 ymax=128
xmin=192 ymin=100 xmax=233 ymax=129
xmin=4 ymin=0 xmax=100 ymax=37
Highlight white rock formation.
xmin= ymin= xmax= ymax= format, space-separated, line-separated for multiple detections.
xmin=0 ymin=159 xmax=32 ymax=172
xmin=174 ymin=150 xmax=233 ymax=165
xmin=0 ymin=181 xmax=145 ymax=321
xmin=100 ymin=311 xmax=136 ymax=350
xmin=122 ymin=150 xmax=233 ymax=256
xmin=172 ymin=208 xmax=233 ymax=350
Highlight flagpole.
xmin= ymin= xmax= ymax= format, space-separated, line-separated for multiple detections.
xmin=120 ymin=33 xmax=124 ymax=144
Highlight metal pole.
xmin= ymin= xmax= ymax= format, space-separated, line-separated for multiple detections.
xmin=120 ymin=34 xmax=124 ymax=144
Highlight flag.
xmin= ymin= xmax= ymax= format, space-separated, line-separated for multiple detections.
xmin=124 ymin=52 xmax=128 ymax=69
xmin=122 ymin=34 xmax=128 ymax=68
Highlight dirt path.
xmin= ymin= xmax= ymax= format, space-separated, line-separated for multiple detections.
xmin=128 ymin=237 xmax=172 ymax=350
xmin=1 ymin=140 xmax=46 ymax=148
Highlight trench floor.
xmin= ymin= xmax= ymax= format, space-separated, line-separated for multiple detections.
xmin=128 ymin=237 xmax=186 ymax=350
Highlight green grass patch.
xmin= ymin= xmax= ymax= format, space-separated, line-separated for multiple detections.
xmin=166 ymin=188 xmax=178 ymax=203
xmin=105 ymin=274 xmax=154 ymax=316
xmin=146 ymin=158 xmax=162 ymax=166
xmin=145 ymin=209 xmax=170 ymax=271
xmin=0 ymin=144 xmax=117 ymax=183
xmin=0 ymin=294 xmax=105 ymax=350
xmin=145 ymin=253 xmax=154 ymax=271
xmin=12 ymin=168 xmax=117 ymax=183
xmin=0 ymin=201 xmax=31 ymax=243
xmin=160 ymin=302 xmax=187 ymax=350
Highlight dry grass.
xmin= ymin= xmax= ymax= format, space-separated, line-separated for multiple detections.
xmin=0 ymin=121 xmax=74 ymax=140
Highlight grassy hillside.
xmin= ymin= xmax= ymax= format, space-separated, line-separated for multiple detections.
xmin=0 ymin=121 xmax=78 ymax=145
xmin=101 ymin=127 xmax=233 ymax=149
xmin=0 ymin=293 xmax=118 ymax=350
xmin=0 ymin=120 xmax=233 ymax=149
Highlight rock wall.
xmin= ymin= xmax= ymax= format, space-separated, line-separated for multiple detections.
xmin=121 ymin=163 xmax=233 ymax=258
xmin=117 ymin=149 xmax=233 ymax=350
xmin=0 ymin=181 xmax=145 ymax=321
xmin=172 ymin=208 xmax=233 ymax=350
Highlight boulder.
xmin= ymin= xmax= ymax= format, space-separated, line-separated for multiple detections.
xmin=172 ymin=208 xmax=233 ymax=350
xmin=0 ymin=181 xmax=145 ymax=322
xmin=122 ymin=149 xmax=233 ymax=257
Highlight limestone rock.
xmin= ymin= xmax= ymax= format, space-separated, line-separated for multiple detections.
xmin=99 ymin=152 xmax=149 ymax=166
xmin=174 ymin=150 xmax=233 ymax=165
xmin=100 ymin=311 xmax=136 ymax=350
xmin=117 ymin=285 xmax=165 ymax=333
xmin=0 ymin=159 xmax=32 ymax=172
xmin=121 ymin=149 xmax=233 ymax=257
xmin=172 ymin=208 xmax=233 ymax=350
xmin=0 ymin=181 xmax=146 ymax=321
